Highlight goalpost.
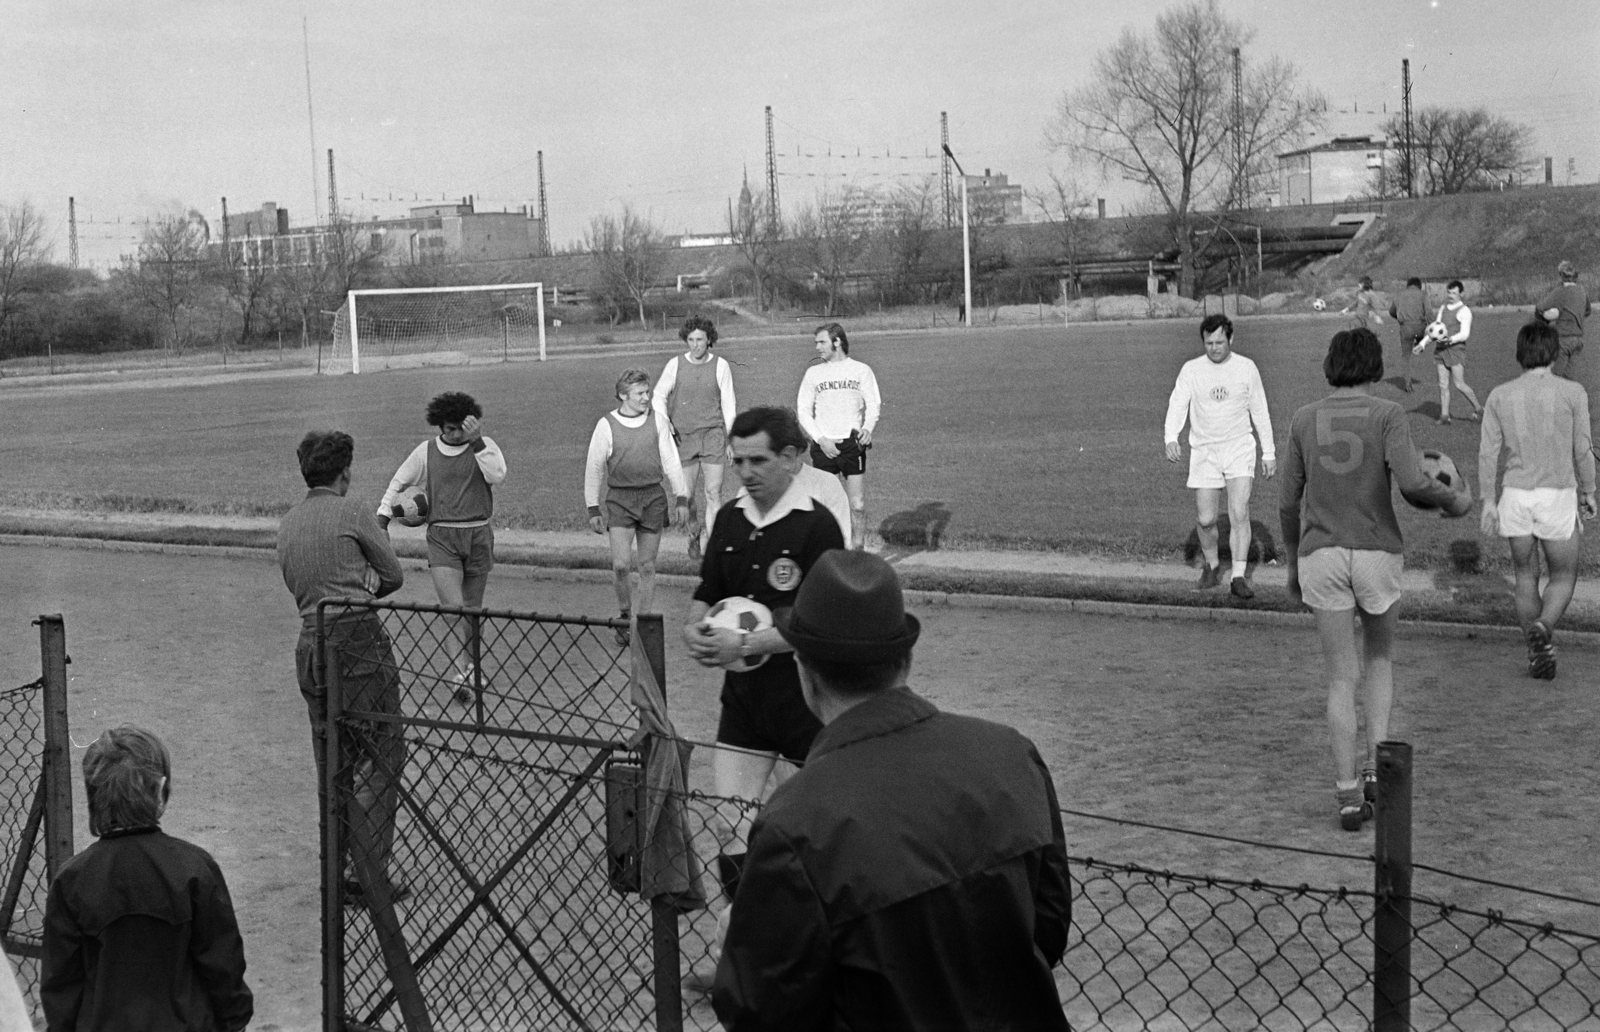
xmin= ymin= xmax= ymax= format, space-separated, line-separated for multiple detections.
xmin=324 ymin=282 xmax=547 ymax=374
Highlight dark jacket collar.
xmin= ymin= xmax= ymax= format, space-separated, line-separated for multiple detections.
xmin=808 ymin=685 xmax=938 ymax=761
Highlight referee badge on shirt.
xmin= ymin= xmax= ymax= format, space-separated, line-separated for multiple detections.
xmin=767 ymin=557 xmax=802 ymax=592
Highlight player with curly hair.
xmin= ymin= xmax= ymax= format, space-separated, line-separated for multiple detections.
xmin=654 ymin=316 xmax=736 ymax=561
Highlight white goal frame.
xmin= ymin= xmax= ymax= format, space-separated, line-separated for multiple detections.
xmin=337 ymin=282 xmax=547 ymax=374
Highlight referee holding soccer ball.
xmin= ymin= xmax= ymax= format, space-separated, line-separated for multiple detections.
xmin=683 ymin=406 xmax=845 ymax=906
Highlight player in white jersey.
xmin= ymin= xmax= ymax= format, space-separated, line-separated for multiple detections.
xmin=1164 ymin=314 xmax=1276 ymax=599
xmin=797 ymin=322 xmax=881 ymax=549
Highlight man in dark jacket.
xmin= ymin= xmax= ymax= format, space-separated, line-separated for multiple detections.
xmin=1388 ymin=276 xmax=1428 ymax=393
xmin=42 ymin=727 xmax=252 ymax=1032
xmin=712 ymin=550 xmax=1072 ymax=1031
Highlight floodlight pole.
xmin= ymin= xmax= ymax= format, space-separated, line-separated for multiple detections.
xmin=942 ymin=144 xmax=973 ymax=327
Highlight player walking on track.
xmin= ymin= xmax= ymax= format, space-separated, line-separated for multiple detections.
xmin=1479 ymin=322 xmax=1597 ymax=680
xmin=1424 ymin=280 xmax=1485 ymax=425
xmin=682 ymin=406 xmax=846 ymax=914
xmin=378 ymin=391 xmax=507 ymax=684
xmin=1164 ymin=314 xmax=1276 ymax=599
xmin=1280 ymin=329 xmax=1468 ymax=831
xmin=798 ymin=322 xmax=880 ymax=550
xmin=653 ymin=316 xmax=737 ymax=561
xmin=586 ymin=369 xmax=690 ymax=645
xmin=1388 ymin=276 xmax=1427 ymax=392
xmin=713 ymin=551 xmax=1071 ymax=1031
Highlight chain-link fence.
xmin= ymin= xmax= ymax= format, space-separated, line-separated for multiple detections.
xmin=1 ymin=615 xmax=74 ymax=1028
xmin=320 ymin=599 xmax=678 ymax=1032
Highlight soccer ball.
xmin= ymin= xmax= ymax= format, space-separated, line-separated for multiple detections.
xmin=387 ymin=490 xmax=430 ymax=528
xmin=1312 ymin=298 xmax=1327 ymax=312
xmin=1426 ymin=321 xmax=1450 ymax=342
xmin=1405 ymin=450 xmax=1471 ymax=513
xmin=703 ymin=597 xmax=774 ymax=672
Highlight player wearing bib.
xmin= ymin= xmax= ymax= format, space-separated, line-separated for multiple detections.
xmin=1430 ymin=280 xmax=1485 ymax=425
xmin=797 ymin=322 xmax=880 ymax=550
xmin=1479 ymin=323 xmax=1598 ymax=680
xmin=1163 ymin=314 xmax=1276 ymax=599
xmin=587 ymin=369 xmax=690 ymax=645
xmin=1280 ymin=329 xmax=1467 ymax=831
xmin=682 ymin=406 xmax=846 ymax=908
xmin=654 ymin=316 xmax=737 ymax=562
xmin=378 ymin=392 xmax=507 ymax=686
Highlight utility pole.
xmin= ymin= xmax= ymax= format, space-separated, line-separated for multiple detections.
xmin=221 ymin=197 xmax=230 ymax=265
xmin=303 ymin=16 xmax=321 ymax=224
xmin=1232 ymin=48 xmax=1244 ymax=210
xmin=536 ymin=150 xmax=550 ymax=256
xmin=764 ymin=105 xmax=781 ymax=235
xmin=68 ymin=197 xmax=78 ymax=268
xmin=1402 ymin=59 xmax=1415 ymax=199
xmin=941 ymin=111 xmax=953 ymax=228
xmin=327 ymin=149 xmax=339 ymax=224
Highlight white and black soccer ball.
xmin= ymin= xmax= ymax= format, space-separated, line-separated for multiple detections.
xmin=703 ymin=596 xmax=775 ymax=672
xmin=1312 ymin=298 xmax=1327 ymax=312
xmin=387 ymin=490 xmax=430 ymax=528
xmin=1426 ymin=320 xmax=1450 ymax=342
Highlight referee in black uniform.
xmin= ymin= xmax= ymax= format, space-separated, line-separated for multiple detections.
xmin=683 ymin=406 xmax=846 ymax=903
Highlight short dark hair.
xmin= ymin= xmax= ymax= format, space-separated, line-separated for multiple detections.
xmin=816 ymin=322 xmax=850 ymax=355
xmin=615 ymin=368 xmax=651 ymax=400
xmin=84 ymin=726 xmax=171 ymax=837
xmin=1324 ymin=328 xmax=1385 ymax=387
xmin=1406 ymin=277 xmax=1423 ymax=289
xmin=1199 ymin=314 xmax=1233 ymax=339
xmin=797 ymin=651 xmax=911 ymax=697
xmin=1359 ymin=276 xmax=1373 ymax=290
xmin=426 ymin=391 xmax=482 ymax=427
xmin=679 ymin=315 xmax=718 ymax=346
xmin=1447 ymin=279 xmax=1464 ymax=293
xmin=1516 ymin=322 xmax=1561 ymax=369
xmin=730 ymin=406 xmax=808 ymax=453
xmin=297 ymin=430 xmax=353 ymax=488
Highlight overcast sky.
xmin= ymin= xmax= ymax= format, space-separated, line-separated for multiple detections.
xmin=3 ymin=0 xmax=1594 ymax=269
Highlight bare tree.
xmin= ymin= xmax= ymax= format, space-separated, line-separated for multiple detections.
xmin=1378 ymin=106 xmax=1533 ymax=195
xmin=0 ymin=202 xmax=51 ymax=355
xmin=121 ymin=211 xmax=210 ymax=352
xmin=1046 ymin=0 xmax=1321 ymax=296
xmin=1031 ymin=169 xmax=1098 ymax=300
xmin=792 ymin=187 xmax=873 ymax=317
xmin=586 ymin=206 xmax=664 ymax=325
xmin=884 ymin=177 xmax=942 ymax=304
xmin=728 ymin=188 xmax=786 ymax=311
xmin=211 ymin=238 xmax=275 ymax=349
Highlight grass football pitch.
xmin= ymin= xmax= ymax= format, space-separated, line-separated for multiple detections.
xmin=3 ymin=309 xmax=1582 ymax=569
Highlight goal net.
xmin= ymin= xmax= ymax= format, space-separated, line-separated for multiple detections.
xmin=324 ymin=283 xmax=546 ymax=374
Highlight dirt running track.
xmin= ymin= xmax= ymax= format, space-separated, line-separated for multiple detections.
xmin=1 ymin=541 xmax=1596 ymax=1030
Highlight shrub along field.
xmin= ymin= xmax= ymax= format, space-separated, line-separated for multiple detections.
xmin=2 ymin=309 xmax=1583 ymax=570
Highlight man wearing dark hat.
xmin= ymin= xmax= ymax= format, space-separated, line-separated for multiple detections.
xmin=712 ymin=550 xmax=1072 ymax=1032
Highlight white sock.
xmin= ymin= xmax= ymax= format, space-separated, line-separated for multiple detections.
xmin=1335 ymin=778 xmax=1360 ymax=793
xmin=1230 ymin=560 xmax=1248 ymax=579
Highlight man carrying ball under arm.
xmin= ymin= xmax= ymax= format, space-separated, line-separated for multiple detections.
xmin=682 ymin=406 xmax=845 ymax=916
xmin=1165 ymin=314 xmax=1276 ymax=599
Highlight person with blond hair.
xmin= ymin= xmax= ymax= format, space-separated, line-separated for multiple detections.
xmin=43 ymin=727 xmax=253 ymax=1032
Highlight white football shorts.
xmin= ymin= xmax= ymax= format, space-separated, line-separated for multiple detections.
xmin=1298 ymin=547 xmax=1404 ymax=614
xmin=1187 ymin=435 xmax=1259 ymax=489
xmin=1497 ymin=487 xmax=1578 ymax=541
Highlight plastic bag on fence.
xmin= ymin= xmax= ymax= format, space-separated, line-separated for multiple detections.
xmin=628 ymin=637 xmax=708 ymax=912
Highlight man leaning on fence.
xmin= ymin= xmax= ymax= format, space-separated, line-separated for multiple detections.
xmin=712 ymin=549 xmax=1073 ymax=1031
xmin=277 ymin=429 xmax=408 ymax=903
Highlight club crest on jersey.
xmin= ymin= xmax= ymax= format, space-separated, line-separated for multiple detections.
xmin=1210 ymin=385 xmax=1230 ymax=401
xmin=767 ymin=558 xmax=802 ymax=592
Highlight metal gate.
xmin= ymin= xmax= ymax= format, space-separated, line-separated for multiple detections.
xmin=318 ymin=599 xmax=690 ymax=1032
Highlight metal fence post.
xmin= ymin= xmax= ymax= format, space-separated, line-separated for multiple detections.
xmin=636 ymin=614 xmax=683 ymax=1032
xmin=320 ymin=607 xmax=346 ymax=1032
xmin=36 ymin=615 xmax=73 ymax=879
xmin=1374 ymin=740 xmax=1413 ymax=1031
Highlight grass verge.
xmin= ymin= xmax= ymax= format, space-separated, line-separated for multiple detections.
xmin=6 ymin=513 xmax=1594 ymax=634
